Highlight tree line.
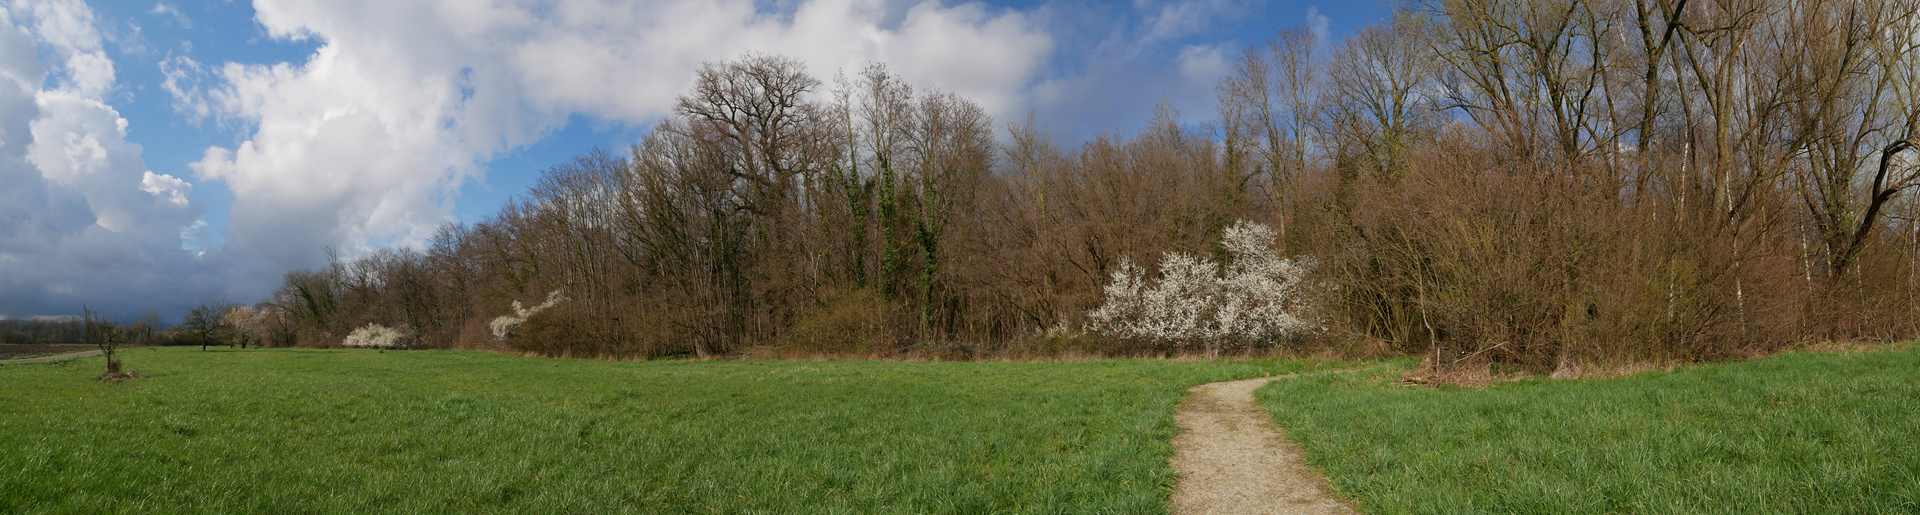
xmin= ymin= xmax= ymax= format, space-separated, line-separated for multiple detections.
xmin=235 ymin=0 xmax=1920 ymax=374
xmin=1 ymin=305 xmax=270 ymax=350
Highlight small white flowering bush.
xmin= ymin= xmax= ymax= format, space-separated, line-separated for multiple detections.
xmin=342 ymin=323 xmax=408 ymax=349
xmin=1086 ymin=220 xmax=1316 ymax=351
xmin=489 ymin=290 xmax=568 ymax=341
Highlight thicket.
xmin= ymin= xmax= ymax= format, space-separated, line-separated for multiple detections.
xmin=248 ymin=1 xmax=1920 ymax=375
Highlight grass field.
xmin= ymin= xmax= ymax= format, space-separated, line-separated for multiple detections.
xmin=10 ymin=345 xmax=1917 ymax=513
xmin=0 ymin=347 xmax=1335 ymax=513
xmin=1257 ymin=346 xmax=1920 ymax=513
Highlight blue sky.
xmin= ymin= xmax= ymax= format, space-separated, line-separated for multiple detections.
xmin=0 ymin=0 xmax=1392 ymax=320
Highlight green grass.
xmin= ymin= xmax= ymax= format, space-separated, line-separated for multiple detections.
xmin=0 ymin=347 xmax=1336 ymax=513
xmin=1257 ymin=346 xmax=1920 ymax=514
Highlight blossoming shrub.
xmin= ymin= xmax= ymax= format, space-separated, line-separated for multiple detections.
xmin=341 ymin=324 xmax=408 ymax=349
xmin=488 ymin=290 xmax=568 ymax=341
xmin=1087 ymin=221 xmax=1316 ymax=352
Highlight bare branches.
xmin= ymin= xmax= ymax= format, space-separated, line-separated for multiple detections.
xmin=240 ymin=3 xmax=1920 ymax=367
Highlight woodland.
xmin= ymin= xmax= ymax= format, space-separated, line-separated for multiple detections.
xmin=221 ymin=1 xmax=1920 ymax=376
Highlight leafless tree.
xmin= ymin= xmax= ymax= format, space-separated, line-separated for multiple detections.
xmin=82 ymin=306 xmax=125 ymax=379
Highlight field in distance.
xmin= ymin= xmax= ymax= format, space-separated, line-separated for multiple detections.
xmin=0 ymin=343 xmax=95 ymax=361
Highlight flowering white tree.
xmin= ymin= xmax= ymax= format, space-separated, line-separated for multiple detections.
xmin=488 ymin=290 xmax=568 ymax=341
xmin=222 ymin=305 xmax=283 ymax=348
xmin=1086 ymin=221 xmax=1315 ymax=352
xmin=342 ymin=324 xmax=408 ymax=349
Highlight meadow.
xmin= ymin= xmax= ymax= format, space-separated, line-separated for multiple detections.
xmin=6 ymin=345 xmax=1918 ymax=513
xmin=0 ymin=348 xmax=1333 ymax=513
xmin=1257 ymin=345 xmax=1920 ymax=513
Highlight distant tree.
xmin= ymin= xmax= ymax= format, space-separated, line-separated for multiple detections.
xmin=182 ymin=304 xmax=232 ymax=351
xmin=81 ymin=306 xmax=127 ymax=379
xmin=1220 ymin=24 xmax=1318 ymax=211
xmin=222 ymin=305 xmax=275 ymax=349
xmin=905 ymin=92 xmax=992 ymax=338
xmin=127 ymin=312 xmax=160 ymax=345
xmin=1327 ymin=11 xmax=1441 ymax=181
xmin=278 ymin=268 xmax=341 ymax=343
xmin=860 ymin=63 xmax=913 ymax=300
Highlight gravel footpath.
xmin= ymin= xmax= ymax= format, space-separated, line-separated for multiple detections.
xmin=1170 ymin=374 xmax=1354 ymax=515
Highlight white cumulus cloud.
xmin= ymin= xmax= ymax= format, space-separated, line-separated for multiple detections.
xmin=139 ymin=170 xmax=190 ymax=206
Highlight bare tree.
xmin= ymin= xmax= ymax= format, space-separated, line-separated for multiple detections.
xmin=905 ymin=92 xmax=992 ymax=337
xmin=1785 ymin=0 xmax=1920 ymax=277
xmin=182 ymin=303 xmax=232 ymax=351
xmin=859 ymin=63 xmax=915 ymax=299
xmin=1327 ymin=11 xmax=1443 ymax=180
xmin=82 ymin=306 xmax=125 ymax=379
xmin=1221 ymin=26 xmax=1320 ymax=209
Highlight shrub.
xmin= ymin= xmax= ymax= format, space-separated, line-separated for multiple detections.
xmin=342 ymin=324 xmax=408 ymax=349
xmin=488 ymin=290 xmax=567 ymax=341
xmin=779 ymin=288 xmax=896 ymax=356
xmin=1087 ymin=221 xmax=1317 ymax=353
xmin=1303 ymin=139 xmax=1811 ymax=374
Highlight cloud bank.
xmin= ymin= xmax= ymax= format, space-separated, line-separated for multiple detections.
xmin=0 ymin=0 xmax=215 ymax=319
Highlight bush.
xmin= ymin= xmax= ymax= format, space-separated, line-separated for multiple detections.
xmin=488 ymin=290 xmax=567 ymax=341
xmin=1304 ymin=139 xmax=1808 ymax=374
xmin=1086 ymin=221 xmax=1317 ymax=353
xmin=778 ymin=288 xmax=896 ymax=356
xmin=342 ymin=324 xmax=408 ymax=349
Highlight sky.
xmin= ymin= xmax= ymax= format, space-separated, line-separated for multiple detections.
xmin=0 ymin=0 xmax=1391 ymax=321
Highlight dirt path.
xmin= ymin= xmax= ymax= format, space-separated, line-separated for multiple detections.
xmin=0 ymin=350 xmax=102 ymax=366
xmin=1170 ymin=374 xmax=1353 ymax=515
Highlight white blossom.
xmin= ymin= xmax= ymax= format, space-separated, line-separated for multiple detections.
xmin=1087 ymin=221 xmax=1317 ymax=349
xmin=488 ymin=290 xmax=568 ymax=341
xmin=342 ymin=323 xmax=407 ymax=349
